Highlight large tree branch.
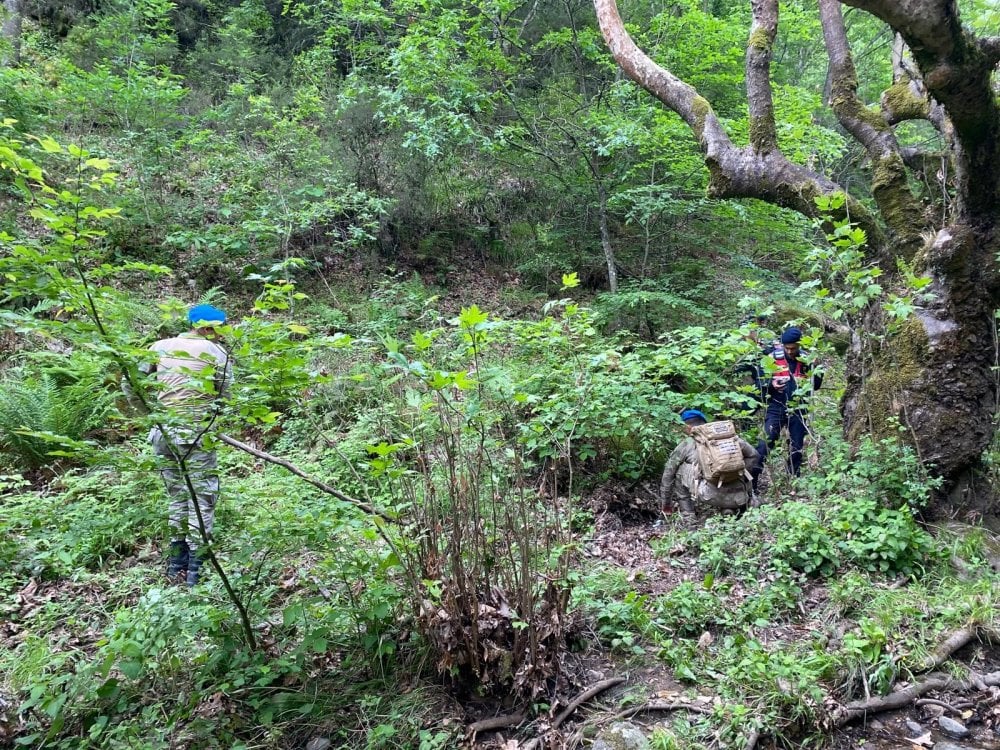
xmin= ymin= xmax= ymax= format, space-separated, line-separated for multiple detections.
xmin=842 ymin=0 xmax=1000 ymax=219
xmin=746 ymin=0 xmax=778 ymax=153
xmin=819 ymin=0 xmax=924 ymax=258
xmin=592 ymin=0 xmax=729 ymax=152
xmin=819 ymin=0 xmax=890 ymax=149
xmin=592 ymin=0 xmax=883 ymax=246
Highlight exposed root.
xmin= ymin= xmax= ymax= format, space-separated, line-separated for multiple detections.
xmin=521 ymin=677 xmax=625 ymax=750
xmin=831 ymin=669 xmax=1000 ymax=727
xmin=605 ymin=700 xmax=714 ymax=723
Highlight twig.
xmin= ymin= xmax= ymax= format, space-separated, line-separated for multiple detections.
xmin=831 ymin=670 xmax=1000 ymax=727
xmin=744 ymin=728 xmax=760 ymax=750
xmin=219 ymin=433 xmax=394 ymax=522
xmin=521 ymin=678 xmax=626 ymax=750
xmin=914 ymin=698 xmax=960 ymax=715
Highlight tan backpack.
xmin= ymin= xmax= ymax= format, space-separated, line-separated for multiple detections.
xmin=691 ymin=420 xmax=748 ymax=487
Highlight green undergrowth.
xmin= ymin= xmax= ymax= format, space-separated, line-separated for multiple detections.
xmin=571 ymin=430 xmax=997 ymax=747
xmin=0 ymin=453 xmax=454 ymax=749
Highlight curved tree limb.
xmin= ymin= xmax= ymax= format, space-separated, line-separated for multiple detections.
xmin=818 ymin=0 xmax=924 ymax=259
xmin=882 ymin=35 xmax=954 ymax=161
xmin=819 ymin=0 xmax=892 ymax=148
xmin=218 ymin=433 xmax=395 ymax=523
xmin=592 ymin=0 xmax=882 ymax=245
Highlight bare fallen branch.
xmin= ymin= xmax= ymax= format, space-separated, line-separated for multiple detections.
xmin=831 ymin=670 xmax=1000 ymax=727
xmin=552 ymin=678 xmax=626 ymax=729
xmin=522 ymin=678 xmax=626 ymax=750
xmin=466 ymin=712 xmax=526 ymax=736
xmin=219 ymin=433 xmax=395 ymax=522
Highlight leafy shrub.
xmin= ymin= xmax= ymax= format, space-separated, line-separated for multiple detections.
xmin=357 ymin=304 xmax=576 ymax=700
xmin=803 ymin=429 xmax=940 ymax=510
xmin=590 ymin=280 xmax=710 ymax=338
xmin=1 ymin=466 xmax=161 ymax=581
xmin=651 ymin=580 xmax=727 ymax=637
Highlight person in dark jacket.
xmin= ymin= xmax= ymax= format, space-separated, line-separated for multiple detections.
xmin=755 ymin=326 xmax=822 ymax=479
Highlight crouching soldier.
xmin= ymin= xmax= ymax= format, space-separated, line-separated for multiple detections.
xmin=659 ymin=409 xmax=759 ymax=517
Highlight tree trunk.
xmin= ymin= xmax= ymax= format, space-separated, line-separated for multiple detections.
xmin=2 ymin=0 xmax=21 ymax=67
xmin=596 ymin=181 xmax=618 ymax=293
xmin=844 ymin=226 xmax=1000 ymax=510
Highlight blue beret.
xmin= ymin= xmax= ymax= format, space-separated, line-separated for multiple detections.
xmin=680 ymin=409 xmax=707 ymax=423
xmin=188 ymin=304 xmax=227 ymax=326
xmin=780 ymin=327 xmax=802 ymax=344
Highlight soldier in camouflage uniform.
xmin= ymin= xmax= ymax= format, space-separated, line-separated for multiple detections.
xmin=128 ymin=305 xmax=233 ymax=586
xmin=659 ymin=409 xmax=759 ymax=517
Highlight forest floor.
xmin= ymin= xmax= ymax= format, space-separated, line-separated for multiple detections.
xmin=477 ymin=480 xmax=1000 ymax=750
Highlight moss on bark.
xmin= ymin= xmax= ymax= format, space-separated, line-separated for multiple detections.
xmin=691 ymin=95 xmax=712 ymax=142
xmin=880 ymin=82 xmax=929 ymax=121
xmin=749 ymin=114 xmax=774 ymax=153
xmin=747 ymin=27 xmax=771 ymax=51
xmin=850 ymin=316 xmax=929 ymax=442
xmin=871 ymin=153 xmax=924 ymax=259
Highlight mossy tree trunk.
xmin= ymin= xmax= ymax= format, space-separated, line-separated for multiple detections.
xmin=594 ymin=0 xmax=1000 ymax=510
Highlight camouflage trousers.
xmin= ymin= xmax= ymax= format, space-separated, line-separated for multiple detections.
xmin=675 ymin=463 xmax=749 ymax=512
xmin=150 ymin=426 xmax=218 ymax=551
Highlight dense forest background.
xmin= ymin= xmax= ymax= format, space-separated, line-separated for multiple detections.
xmin=1 ymin=0 xmax=999 ymax=748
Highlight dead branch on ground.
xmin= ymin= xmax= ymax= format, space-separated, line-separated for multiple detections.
xmin=831 ymin=670 xmax=1000 ymax=727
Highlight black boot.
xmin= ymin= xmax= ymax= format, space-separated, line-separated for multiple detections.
xmin=185 ymin=551 xmax=203 ymax=587
xmin=167 ymin=540 xmax=189 ymax=578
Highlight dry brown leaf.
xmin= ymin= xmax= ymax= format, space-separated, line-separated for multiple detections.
xmin=17 ymin=579 xmax=38 ymax=604
xmin=909 ymin=732 xmax=933 ymax=748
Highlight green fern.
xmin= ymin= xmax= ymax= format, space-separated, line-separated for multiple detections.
xmin=0 ymin=370 xmax=116 ymax=470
